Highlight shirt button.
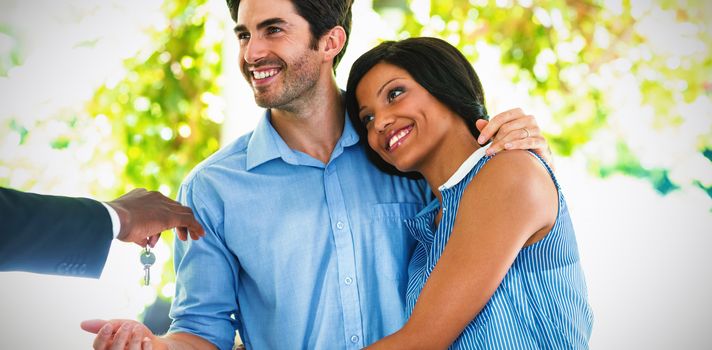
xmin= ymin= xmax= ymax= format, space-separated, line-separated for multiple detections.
xmin=336 ymin=221 xmax=345 ymax=230
xmin=350 ymin=335 xmax=359 ymax=343
xmin=57 ymin=263 xmax=68 ymax=274
xmin=344 ymin=277 xmax=353 ymax=285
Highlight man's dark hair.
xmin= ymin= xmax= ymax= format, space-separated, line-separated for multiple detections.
xmin=345 ymin=37 xmax=489 ymax=177
xmin=226 ymin=0 xmax=352 ymax=70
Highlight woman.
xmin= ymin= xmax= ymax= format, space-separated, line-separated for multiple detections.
xmin=345 ymin=37 xmax=593 ymax=349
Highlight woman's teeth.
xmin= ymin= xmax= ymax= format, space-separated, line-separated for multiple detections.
xmin=388 ymin=127 xmax=411 ymax=149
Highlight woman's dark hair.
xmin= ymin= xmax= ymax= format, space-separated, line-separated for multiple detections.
xmin=345 ymin=36 xmax=489 ymax=177
xmin=226 ymin=0 xmax=352 ymax=70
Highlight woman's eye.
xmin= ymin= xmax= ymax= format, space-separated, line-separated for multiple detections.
xmin=387 ymin=87 xmax=404 ymax=103
xmin=360 ymin=114 xmax=374 ymax=126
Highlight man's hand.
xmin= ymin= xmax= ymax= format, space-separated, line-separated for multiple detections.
xmin=475 ymin=108 xmax=554 ymax=168
xmin=107 ymin=188 xmax=205 ymax=247
xmin=81 ymin=319 xmax=155 ymax=350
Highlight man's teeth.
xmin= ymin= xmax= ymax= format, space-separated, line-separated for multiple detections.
xmin=388 ymin=128 xmax=411 ymax=149
xmin=253 ymin=69 xmax=278 ymax=80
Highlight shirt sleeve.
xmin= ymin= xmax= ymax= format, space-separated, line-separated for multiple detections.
xmin=100 ymin=202 xmax=121 ymax=239
xmin=167 ymin=176 xmax=241 ymax=350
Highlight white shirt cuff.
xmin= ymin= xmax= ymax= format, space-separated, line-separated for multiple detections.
xmin=100 ymin=202 xmax=121 ymax=239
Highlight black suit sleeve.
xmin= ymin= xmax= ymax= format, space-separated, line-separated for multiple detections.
xmin=0 ymin=187 xmax=114 ymax=278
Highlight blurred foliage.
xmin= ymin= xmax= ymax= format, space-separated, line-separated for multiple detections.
xmin=86 ymin=0 xmax=222 ymax=291
xmin=0 ymin=0 xmax=226 ymax=328
xmin=88 ymin=0 xmax=221 ymax=197
xmin=593 ymin=141 xmax=679 ymax=194
xmin=376 ymin=0 xmax=712 ymax=197
xmin=0 ymin=26 xmax=21 ymax=77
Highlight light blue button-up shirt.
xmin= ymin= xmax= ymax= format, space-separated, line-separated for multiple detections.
xmin=169 ymin=110 xmax=431 ymax=350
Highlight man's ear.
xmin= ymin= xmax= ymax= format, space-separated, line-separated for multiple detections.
xmin=320 ymin=26 xmax=347 ymax=64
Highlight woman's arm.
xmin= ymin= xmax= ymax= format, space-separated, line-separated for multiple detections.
xmin=368 ymin=150 xmax=558 ymax=349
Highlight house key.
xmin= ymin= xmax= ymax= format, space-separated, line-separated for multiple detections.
xmin=140 ymin=245 xmax=156 ymax=286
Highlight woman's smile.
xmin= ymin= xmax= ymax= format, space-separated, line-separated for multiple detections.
xmin=385 ymin=124 xmax=414 ymax=152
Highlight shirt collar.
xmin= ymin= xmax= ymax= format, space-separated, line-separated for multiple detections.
xmin=246 ymin=109 xmax=360 ymax=171
xmin=337 ymin=90 xmax=361 ymax=148
xmin=332 ymin=109 xmax=360 ymax=156
xmin=438 ymin=143 xmax=491 ymax=191
xmin=246 ymin=110 xmax=286 ymax=170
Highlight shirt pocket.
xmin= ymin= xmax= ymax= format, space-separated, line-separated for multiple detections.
xmin=371 ymin=202 xmax=421 ymax=221
xmin=367 ymin=203 xmax=422 ymax=281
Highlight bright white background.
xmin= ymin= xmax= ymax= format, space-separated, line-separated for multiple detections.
xmin=0 ymin=0 xmax=710 ymax=349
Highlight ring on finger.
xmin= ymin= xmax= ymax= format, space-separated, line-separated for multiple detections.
xmin=522 ymin=128 xmax=530 ymax=139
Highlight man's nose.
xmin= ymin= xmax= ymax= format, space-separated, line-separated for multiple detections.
xmin=243 ymin=37 xmax=267 ymax=64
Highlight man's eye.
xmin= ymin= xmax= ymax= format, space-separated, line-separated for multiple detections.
xmin=387 ymin=87 xmax=404 ymax=103
xmin=237 ymin=32 xmax=250 ymax=41
xmin=360 ymin=114 xmax=374 ymax=126
xmin=267 ymin=27 xmax=282 ymax=34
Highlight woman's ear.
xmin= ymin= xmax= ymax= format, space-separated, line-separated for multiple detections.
xmin=320 ymin=26 xmax=347 ymax=65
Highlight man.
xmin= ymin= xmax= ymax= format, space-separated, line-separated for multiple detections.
xmin=0 ymin=187 xmax=205 ymax=277
xmin=83 ymin=0 xmax=550 ymax=348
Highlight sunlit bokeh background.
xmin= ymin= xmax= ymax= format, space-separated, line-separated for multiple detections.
xmin=1 ymin=0 xmax=710 ymax=348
